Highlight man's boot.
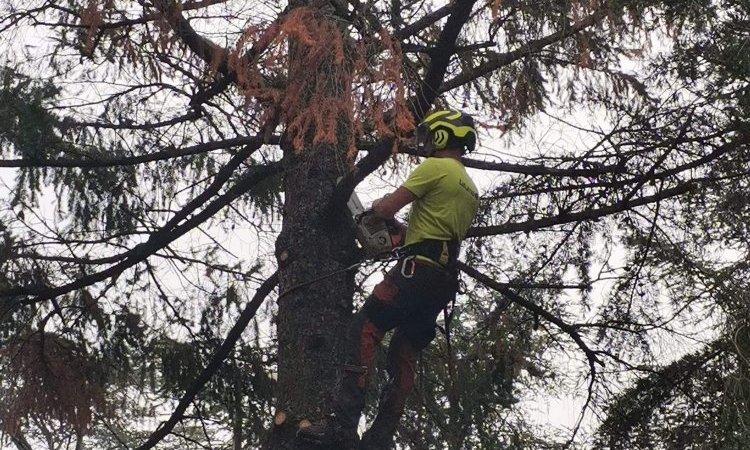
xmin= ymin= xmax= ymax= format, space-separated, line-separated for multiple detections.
xmin=297 ymin=413 xmax=359 ymax=448
xmin=358 ymin=404 xmax=399 ymax=450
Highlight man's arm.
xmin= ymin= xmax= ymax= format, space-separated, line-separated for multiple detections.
xmin=372 ymin=187 xmax=416 ymax=219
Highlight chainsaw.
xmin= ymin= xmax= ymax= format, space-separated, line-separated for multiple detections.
xmin=346 ymin=190 xmax=404 ymax=260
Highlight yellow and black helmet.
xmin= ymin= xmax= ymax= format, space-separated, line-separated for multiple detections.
xmin=417 ymin=109 xmax=477 ymax=154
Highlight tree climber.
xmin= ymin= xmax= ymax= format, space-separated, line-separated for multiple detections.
xmin=299 ymin=110 xmax=481 ymax=449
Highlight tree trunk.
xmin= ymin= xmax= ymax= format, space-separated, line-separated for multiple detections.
xmin=270 ymin=145 xmax=356 ymax=450
xmin=266 ymin=4 xmax=357 ymax=449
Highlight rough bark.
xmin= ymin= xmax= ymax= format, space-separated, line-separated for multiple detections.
xmin=267 ymin=4 xmax=358 ymax=449
xmin=270 ymin=144 xmax=357 ymax=450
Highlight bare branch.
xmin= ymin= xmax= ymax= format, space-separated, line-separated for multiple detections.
xmin=457 ymin=261 xmax=603 ymax=368
xmin=467 ymin=182 xmax=694 ymax=237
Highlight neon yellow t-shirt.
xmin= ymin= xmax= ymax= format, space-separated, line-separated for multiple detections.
xmin=401 ymin=157 xmax=479 ymax=246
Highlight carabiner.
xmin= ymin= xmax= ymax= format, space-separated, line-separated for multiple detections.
xmin=400 ymin=256 xmax=416 ymax=278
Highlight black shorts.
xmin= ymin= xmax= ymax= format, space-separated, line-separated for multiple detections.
xmin=363 ymin=258 xmax=457 ymax=349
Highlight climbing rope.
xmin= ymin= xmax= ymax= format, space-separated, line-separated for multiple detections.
xmin=278 ymin=247 xmax=407 ymax=298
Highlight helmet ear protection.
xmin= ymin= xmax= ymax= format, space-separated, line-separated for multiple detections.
xmin=417 ymin=110 xmax=477 ymax=155
xmin=432 ymin=129 xmax=450 ymax=149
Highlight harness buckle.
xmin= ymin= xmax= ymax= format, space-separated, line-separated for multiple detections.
xmin=390 ymin=246 xmax=408 ymax=260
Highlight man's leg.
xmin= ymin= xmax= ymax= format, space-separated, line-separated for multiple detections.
xmin=360 ymin=263 xmax=455 ymax=449
xmin=359 ymin=328 xmax=424 ymax=450
xmin=331 ymin=311 xmax=386 ymax=429
xmin=298 ymin=270 xmax=401 ymax=444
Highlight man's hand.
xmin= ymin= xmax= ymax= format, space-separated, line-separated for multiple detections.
xmin=372 ymin=187 xmax=416 ymax=219
xmin=385 ymin=218 xmax=407 ymax=247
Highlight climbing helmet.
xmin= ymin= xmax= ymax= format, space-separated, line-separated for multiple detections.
xmin=417 ymin=110 xmax=477 ymax=154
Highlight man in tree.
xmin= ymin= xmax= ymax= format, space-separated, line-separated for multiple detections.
xmin=299 ymin=110 xmax=481 ymax=449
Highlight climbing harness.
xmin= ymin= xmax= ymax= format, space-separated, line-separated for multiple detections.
xmin=277 ymin=237 xmax=463 ymax=303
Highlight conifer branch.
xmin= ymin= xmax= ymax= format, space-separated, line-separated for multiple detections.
xmin=9 ymin=432 xmax=33 ymax=450
xmin=457 ymin=261 xmax=603 ymax=368
xmin=5 ymin=140 xmax=266 ymax=270
xmin=440 ymin=8 xmax=609 ymax=92
xmin=152 ymin=0 xmax=230 ymax=74
xmin=135 ymin=271 xmax=279 ymax=450
xmin=0 ymin=159 xmax=283 ymax=304
xmin=331 ymin=1 xmax=479 ymax=211
xmin=63 ymin=109 xmax=202 ymax=130
xmin=0 ymin=135 xmax=271 ymax=168
xmin=394 ymin=4 xmax=453 ymax=40
xmin=152 ymin=0 xmax=288 ymax=96
xmin=388 ymin=145 xmax=623 ymax=176
xmin=459 ymin=259 xmax=602 ymax=447
xmin=413 ymin=0 xmax=479 ymax=118
xmin=459 ymin=157 xmax=620 ymax=176
xmin=24 ymin=1 xmax=230 ymax=31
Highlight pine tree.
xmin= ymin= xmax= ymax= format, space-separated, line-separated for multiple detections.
xmin=1 ymin=1 xmax=749 ymax=449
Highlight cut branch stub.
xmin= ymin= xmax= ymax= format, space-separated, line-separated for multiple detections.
xmin=297 ymin=419 xmax=312 ymax=431
xmin=273 ymin=410 xmax=287 ymax=427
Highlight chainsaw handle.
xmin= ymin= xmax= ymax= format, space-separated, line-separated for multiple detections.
xmin=355 ymin=209 xmax=375 ymax=224
xmin=385 ymin=218 xmax=406 ymax=247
